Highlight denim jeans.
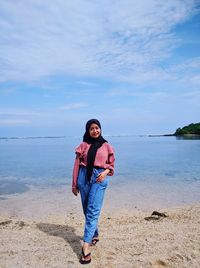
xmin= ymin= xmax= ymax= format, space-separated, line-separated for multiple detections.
xmin=77 ymin=166 xmax=109 ymax=244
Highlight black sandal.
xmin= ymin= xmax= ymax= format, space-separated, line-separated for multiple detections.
xmin=80 ymin=248 xmax=91 ymax=265
xmin=91 ymin=238 xmax=99 ymax=246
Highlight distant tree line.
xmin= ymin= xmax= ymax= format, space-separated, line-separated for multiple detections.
xmin=174 ymin=123 xmax=200 ymax=135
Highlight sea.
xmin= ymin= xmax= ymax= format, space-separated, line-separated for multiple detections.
xmin=0 ymin=135 xmax=200 ymax=206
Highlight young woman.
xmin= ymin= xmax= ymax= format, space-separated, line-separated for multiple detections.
xmin=72 ymin=119 xmax=115 ymax=264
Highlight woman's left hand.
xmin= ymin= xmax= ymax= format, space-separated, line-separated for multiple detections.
xmin=96 ymin=169 xmax=110 ymax=183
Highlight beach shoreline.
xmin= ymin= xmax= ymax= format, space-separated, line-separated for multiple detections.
xmin=0 ymin=186 xmax=200 ymax=267
xmin=1 ymin=176 xmax=200 ymax=218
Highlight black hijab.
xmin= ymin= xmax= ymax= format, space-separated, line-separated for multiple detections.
xmin=83 ymin=119 xmax=107 ymax=181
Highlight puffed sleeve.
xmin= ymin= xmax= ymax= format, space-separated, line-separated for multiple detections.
xmin=75 ymin=143 xmax=83 ymax=155
xmin=72 ymin=143 xmax=83 ymax=190
xmin=106 ymin=144 xmax=115 ymax=176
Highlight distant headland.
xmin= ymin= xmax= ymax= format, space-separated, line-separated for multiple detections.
xmin=149 ymin=122 xmax=200 ymax=137
xmin=173 ymin=122 xmax=200 ymax=136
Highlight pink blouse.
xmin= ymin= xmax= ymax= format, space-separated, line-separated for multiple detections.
xmin=72 ymin=142 xmax=115 ymax=189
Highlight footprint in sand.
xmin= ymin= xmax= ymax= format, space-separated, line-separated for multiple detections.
xmin=67 ymin=261 xmax=76 ymax=267
xmin=106 ymin=251 xmax=116 ymax=260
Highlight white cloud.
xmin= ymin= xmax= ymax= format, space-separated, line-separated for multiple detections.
xmin=58 ymin=103 xmax=88 ymax=110
xmin=76 ymin=81 xmax=97 ymax=87
xmin=0 ymin=119 xmax=30 ymax=126
xmin=168 ymin=57 xmax=200 ymax=85
xmin=110 ymin=56 xmax=200 ymax=89
xmin=0 ymin=0 xmax=198 ymax=83
xmin=107 ymin=86 xmax=171 ymax=97
xmin=0 ymin=108 xmax=55 ymax=128
xmin=0 ymin=106 xmax=91 ymax=130
xmin=0 ymin=109 xmax=46 ymax=116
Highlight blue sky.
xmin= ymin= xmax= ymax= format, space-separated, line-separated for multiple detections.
xmin=0 ymin=0 xmax=200 ymax=137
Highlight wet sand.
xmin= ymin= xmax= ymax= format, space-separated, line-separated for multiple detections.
xmin=0 ymin=185 xmax=200 ymax=268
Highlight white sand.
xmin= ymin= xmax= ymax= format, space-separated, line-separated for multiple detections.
xmin=0 ymin=186 xmax=200 ymax=268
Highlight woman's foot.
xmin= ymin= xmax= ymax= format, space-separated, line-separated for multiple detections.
xmin=91 ymin=237 xmax=99 ymax=246
xmin=80 ymin=243 xmax=91 ymax=264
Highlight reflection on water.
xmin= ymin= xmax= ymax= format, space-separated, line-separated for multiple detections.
xmin=0 ymin=136 xmax=200 ymax=198
xmin=175 ymin=135 xmax=200 ymax=140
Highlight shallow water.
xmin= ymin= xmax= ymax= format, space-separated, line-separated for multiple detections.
xmin=0 ymin=136 xmax=200 ymax=205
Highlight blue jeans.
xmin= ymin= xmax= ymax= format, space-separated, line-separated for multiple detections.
xmin=77 ymin=166 xmax=109 ymax=244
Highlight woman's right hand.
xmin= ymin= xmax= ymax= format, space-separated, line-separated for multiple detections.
xmin=72 ymin=188 xmax=79 ymax=196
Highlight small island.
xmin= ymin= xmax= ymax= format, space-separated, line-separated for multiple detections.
xmin=149 ymin=122 xmax=200 ymax=137
xmin=174 ymin=122 xmax=200 ymax=136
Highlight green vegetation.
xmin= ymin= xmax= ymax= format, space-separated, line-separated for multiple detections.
xmin=174 ymin=123 xmax=200 ymax=136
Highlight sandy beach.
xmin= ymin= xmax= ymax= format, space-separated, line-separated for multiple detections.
xmin=0 ymin=185 xmax=200 ymax=268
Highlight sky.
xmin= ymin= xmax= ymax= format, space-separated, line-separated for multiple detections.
xmin=0 ymin=0 xmax=200 ymax=137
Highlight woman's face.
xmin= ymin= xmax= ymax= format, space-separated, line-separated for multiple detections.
xmin=89 ymin=123 xmax=101 ymax=139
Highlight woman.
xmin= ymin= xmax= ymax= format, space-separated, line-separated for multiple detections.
xmin=72 ymin=119 xmax=115 ymax=264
